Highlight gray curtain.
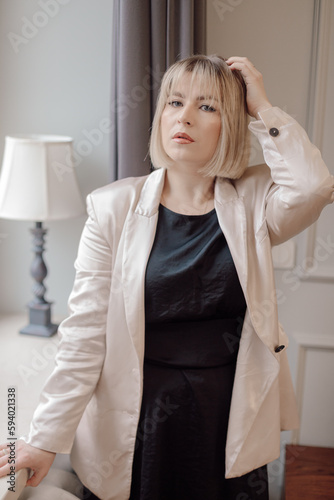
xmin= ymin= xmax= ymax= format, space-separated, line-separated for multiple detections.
xmin=110 ymin=0 xmax=207 ymax=180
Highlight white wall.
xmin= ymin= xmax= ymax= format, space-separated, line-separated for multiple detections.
xmin=0 ymin=0 xmax=113 ymax=318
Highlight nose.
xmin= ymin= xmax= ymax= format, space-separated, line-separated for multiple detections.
xmin=178 ymin=116 xmax=191 ymax=125
xmin=177 ymin=105 xmax=192 ymax=125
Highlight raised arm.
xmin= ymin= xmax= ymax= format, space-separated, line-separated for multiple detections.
xmin=228 ymin=56 xmax=334 ymax=244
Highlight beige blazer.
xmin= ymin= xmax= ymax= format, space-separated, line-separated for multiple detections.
xmin=25 ymin=108 xmax=334 ymax=500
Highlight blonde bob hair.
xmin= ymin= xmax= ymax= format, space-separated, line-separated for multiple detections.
xmin=149 ymin=54 xmax=250 ymax=179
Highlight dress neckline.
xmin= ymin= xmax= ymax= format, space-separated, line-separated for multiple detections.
xmin=159 ymin=203 xmax=216 ymax=219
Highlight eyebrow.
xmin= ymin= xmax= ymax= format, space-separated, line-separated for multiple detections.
xmin=171 ymin=91 xmax=219 ymax=102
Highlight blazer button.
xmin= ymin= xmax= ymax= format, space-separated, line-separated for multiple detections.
xmin=274 ymin=344 xmax=285 ymax=353
xmin=269 ymin=127 xmax=279 ymax=137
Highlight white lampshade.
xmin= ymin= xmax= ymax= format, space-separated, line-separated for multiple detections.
xmin=0 ymin=134 xmax=85 ymax=221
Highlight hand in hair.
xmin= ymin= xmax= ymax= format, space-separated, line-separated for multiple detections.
xmin=226 ymin=56 xmax=272 ymax=119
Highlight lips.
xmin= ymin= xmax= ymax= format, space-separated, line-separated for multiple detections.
xmin=172 ymin=132 xmax=194 ymax=144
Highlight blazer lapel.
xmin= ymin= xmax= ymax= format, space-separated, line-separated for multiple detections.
xmin=214 ymin=177 xmax=248 ymax=298
xmin=122 ymin=169 xmax=166 ymax=362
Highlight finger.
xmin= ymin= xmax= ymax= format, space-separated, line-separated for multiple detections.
xmin=0 ymin=461 xmax=11 ymax=478
xmin=26 ymin=468 xmax=46 ymax=487
xmin=0 ymin=456 xmax=9 ymax=468
xmin=0 ymin=448 xmax=9 ymax=468
xmin=226 ymin=57 xmax=260 ymax=75
xmin=226 ymin=56 xmax=253 ymax=65
xmin=227 ymin=60 xmax=260 ymax=75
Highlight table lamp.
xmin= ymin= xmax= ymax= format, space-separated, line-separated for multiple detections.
xmin=0 ymin=134 xmax=86 ymax=336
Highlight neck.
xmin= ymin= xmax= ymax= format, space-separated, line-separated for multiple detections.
xmin=162 ymin=167 xmax=215 ymax=215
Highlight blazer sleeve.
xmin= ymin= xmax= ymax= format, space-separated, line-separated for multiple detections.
xmin=23 ymin=194 xmax=112 ymax=454
xmin=249 ymin=107 xmax=334 ymax=245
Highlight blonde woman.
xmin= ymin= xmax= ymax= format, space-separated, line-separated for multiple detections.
xmin=1 ymin=55 xmax=333 ymax=500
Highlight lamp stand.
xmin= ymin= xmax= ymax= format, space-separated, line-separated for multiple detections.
xmin=20 ymin=221 xmax=58 ymax=337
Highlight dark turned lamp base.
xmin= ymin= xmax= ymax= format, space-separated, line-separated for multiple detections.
xmin=20 ymin=221 xmax=58 ymax=337
xmin=20 ymin=301 xmax=58 ymax=337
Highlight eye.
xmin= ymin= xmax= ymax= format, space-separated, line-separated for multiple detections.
xmin=168 ymin=100 xmax=183 ymax=107
xmin=200 ymin=104 xmax=216 ymax=112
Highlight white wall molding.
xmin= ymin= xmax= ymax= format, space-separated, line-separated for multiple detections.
xmin=292 ymin=331 xmax=334 ymax=444
xmin=293 ymin=332 xmax=334 ymax=350
xmin=295 ymin=264 xmax=334 ymax=283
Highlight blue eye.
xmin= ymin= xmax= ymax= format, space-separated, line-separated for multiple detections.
xmin=168 ymin=100 xmax=183 ymax=107
xmin=201 ymin=104 xmax=216 ymax=112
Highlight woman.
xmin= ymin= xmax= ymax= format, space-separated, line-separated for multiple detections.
xmin=0 ymin=55 xmax=333 ymax=500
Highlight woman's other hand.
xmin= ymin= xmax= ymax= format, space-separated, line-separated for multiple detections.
xmin=0 ymin=440 xmax=56 ymax=487
xmin=226 ymin=56 xmax=272 ymax=119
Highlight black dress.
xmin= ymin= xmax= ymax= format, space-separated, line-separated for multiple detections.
xmin=129 ymin=205 xmax=269 ymax=500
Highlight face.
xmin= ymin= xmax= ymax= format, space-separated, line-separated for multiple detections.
xmin=161 ymin=72 xmax=221 ymax=173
